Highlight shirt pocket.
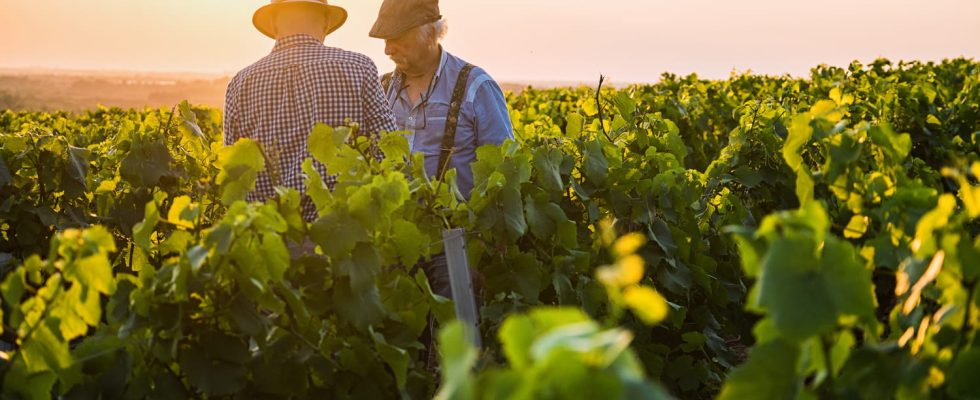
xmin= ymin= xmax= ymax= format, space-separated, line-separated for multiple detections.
xmin=414 ymin=100 xmax=450 ymax=156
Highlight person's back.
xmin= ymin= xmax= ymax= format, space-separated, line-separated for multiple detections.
xmin=224 ymin=0 xmax=396 ymax=221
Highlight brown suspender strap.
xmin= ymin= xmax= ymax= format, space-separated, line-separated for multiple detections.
xmin=437 ymin=63 xmax=475 ymax=180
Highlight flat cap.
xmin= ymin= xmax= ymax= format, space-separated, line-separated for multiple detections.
xmin=369 ymin=0 xmax=442 ymax=40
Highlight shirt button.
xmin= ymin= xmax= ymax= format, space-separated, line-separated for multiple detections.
xmin=407 ymin=117 xmax=415 ymax=124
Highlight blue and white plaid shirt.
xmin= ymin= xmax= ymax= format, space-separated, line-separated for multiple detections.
xmin=224 ymin=34 xmax=397 ymax=221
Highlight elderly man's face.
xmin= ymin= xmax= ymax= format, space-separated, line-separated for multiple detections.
xmin=384 ymin=27 xmax=430 ymax=74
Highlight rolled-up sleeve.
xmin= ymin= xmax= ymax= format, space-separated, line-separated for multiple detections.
xmin=472 ymin=79 xmax=514 ymax=146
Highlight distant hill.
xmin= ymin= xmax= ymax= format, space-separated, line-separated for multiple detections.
xmin=0 ymin=70 xmax=230 ymax=112
xmin=0 ymin=69 xmax=594 ymax=112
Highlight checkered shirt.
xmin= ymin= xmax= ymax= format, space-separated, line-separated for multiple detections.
xmin=224 ymin=34 xmax=397 ymax=221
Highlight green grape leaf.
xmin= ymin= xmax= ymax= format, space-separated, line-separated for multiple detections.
xmin=2 ymin=365 xmax=57 ymax=400
xmin=837 ymin=346 xmax=930 ymax=399
xmin=499 ymin=308 xmax=591 ymax=369
xmin=229 ymin=296 xmax=265 ymax=337
xmin=21 ymin=322 xmax=72 ymax=373
xmin=50 ymin=292 xmax=89 ymax=341
xmin=391 ymin=219 xmax=426 ymax=266
xmin=308 ymin=123 xmax=350 ymax=166
xmin=70 ymin=283 xmax=101 ymax=329
xmin=717 ymin=340 xmax=801 ymax=400
xmin=613 ymin=91 xmax=637 ymax=123
xmin=755 ymin=237 xmax=836 ymax=340
xmin=566 ymin=112 xmax=585 ymax=138
xmin=251 ymin=359 xmax=308 ymax=397
xmin=583 ymin=140 xmax=608 ymax=186
xmin=755 ymin=234 xmax=875 ymax=341
xmin=310 ymin=212 xmax=369 ymax=259
xmin=656 ymin=119 xmax=687 ymax=165
xmin=167 ymin=195 xmax=199 ymax=230
xmin=557 ymin=220 xmax=578 ymax=249
xmin=179 ymin=100 xmax=205 ymax=139
xmin=649 ymin=217 xmax=678 ymax=257
xmin=532 ymin=147 xmax=564 ymax=194
xmin=186 ymin=245 xmax=209 ymax=273
xmin=624 ymin=285 xmax=669 ymax=326
xmin=947 ymin=348 xmax=980 ymax=398
xmin=379 ymin=131 xmax=410 ymax=161
xmin=372 ymin=330 xmax=410 ymax=391
xmin=914 ymin=194 xmax=956 ymax=252
xmin=81 ymin=225 xmax=117 ymax=252
xmin=179 ymin=345 xmax=247 ymax=396
xmin=525 ymin=195 xmax=557 ymax=240
xmin=261 ymin=233 xmax=289 ymax=282
xmin=348 ymin=243 xmax=382 ymax=291
xmin=149 ymin=369 xmax=188 ymax=400
xmin=825 ymin=133 xmax=862 ymax=181
xmin=133 ymin=192 xmax=166 ymax=251
xmin=302 ymin=158 xmax=334 ymax=212
xmin=65 ymin=145 xmax=91 ymax=187
xmin=501 ymin=186 xmax=527 ymax=240
xmin=869 ymin=123 xmax=911 ymax=162
xmin=119 ymin=136 xmax=174 ymax=188
xmin=215 ymin=139 xmax=265 ymax=205
xmin=820 ymin=238 xmax=876 ymax=322
xmin=0 ymin=156 xmax=12 ymax=187
xmin=436 ymin=321 xmax=478 ymax=400
xmin=783 ymin=114 xmax=813 ymax=172
xmin=844 ymin=215 xmax=869 ymax=239
xmin=333 ymin=279 xmax=385 ymax=331
xmin=205 ymin=223 xmax=235 ymax=255
xmin=200 ymin=331 xmax=250 ymax=364
xmin=65 ymin=253 xmax=115 ymax=295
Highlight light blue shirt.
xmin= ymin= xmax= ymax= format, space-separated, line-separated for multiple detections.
xmin=385 ymin=49 xmax=514 ymax=199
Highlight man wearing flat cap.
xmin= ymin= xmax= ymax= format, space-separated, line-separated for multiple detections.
xmin=370 ymin=0 xmax=514 ymax=368
xmin=225 ymin=0 xmax=397 ymax=224
xmin=370 ymin=0 xmax=515 ymax=198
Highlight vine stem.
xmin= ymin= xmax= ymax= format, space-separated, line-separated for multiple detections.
xmin=595 ymin=75 xmax=614 ymax=143
xmin=31 ymin=146 xmax=47 ymax=201
xmin=162 ymin=106 xmax=176 ymax=136
xmin=128 ymin=241 xmax=135 ymax=271
xmin=0 ymin=275 xmax=64 ymax=375
xmin=956 ymin=279 xmax=976 ymax=353
xmin=820 ymin=334 xmax=837 ymax=399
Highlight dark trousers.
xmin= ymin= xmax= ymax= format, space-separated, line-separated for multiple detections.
xmin=419 ymin=253 xmax=453 ymax=299
xmin=416 ymin=253 xmax=483 ymax=371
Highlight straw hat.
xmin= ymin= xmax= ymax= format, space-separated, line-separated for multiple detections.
xmin=253 ymin=0 xmax=348 ymax=39
xmin=369 ymin=0 xmax=441 ymax=40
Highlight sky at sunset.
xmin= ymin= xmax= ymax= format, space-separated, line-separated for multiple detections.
xmin=1 ymin=0 xmax=978 ymax=83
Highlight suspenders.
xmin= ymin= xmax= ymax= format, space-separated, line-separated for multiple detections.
xmin=439 ymin=63 xmax=474 ymax=179
xmin=382 ymin=63 xmax=476 ymax=180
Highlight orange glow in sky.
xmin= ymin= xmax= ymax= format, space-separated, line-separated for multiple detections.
xmin=1 ymin=0 xmax=978 ymax=83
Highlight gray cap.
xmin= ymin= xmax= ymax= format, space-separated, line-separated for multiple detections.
xmin=369 ymin=0 xmax=442 ymax=40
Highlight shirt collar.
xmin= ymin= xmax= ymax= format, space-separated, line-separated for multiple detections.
xmin=272 ymin=34 xmax=322 ymax=52
xmin=394 ymin=47 xmax=449 ymax=88
xmin=433 ymin=47 xmax=449 ymax=80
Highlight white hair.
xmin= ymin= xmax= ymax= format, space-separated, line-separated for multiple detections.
xmin=417 ymin=19 xmax=448 ymax=44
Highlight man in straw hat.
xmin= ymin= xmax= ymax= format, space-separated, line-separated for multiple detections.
xmin=225 ymin=0 xmax=397 ymax=224
xmin=370 ymin=0 xmax=514 ymax=369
